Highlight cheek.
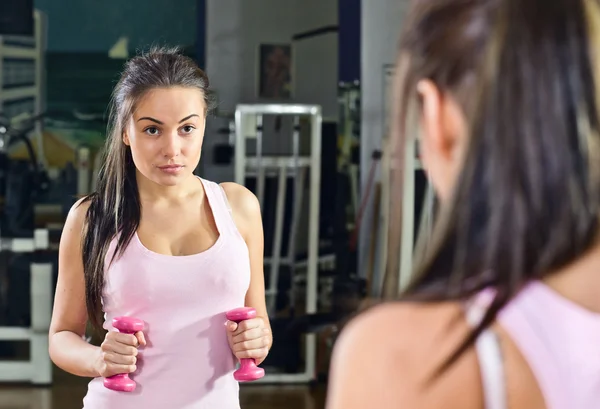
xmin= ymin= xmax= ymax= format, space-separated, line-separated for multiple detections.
xmin=128 ymin=138 xmax=157 ymax=166
xmin=186 ymin=134 xmax=204 ymax=156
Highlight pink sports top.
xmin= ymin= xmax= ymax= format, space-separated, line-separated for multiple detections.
xmin=469 ymin=281 xmax=600 ymax=409
xmin=82 ymin=178 xmax=250 ymax=409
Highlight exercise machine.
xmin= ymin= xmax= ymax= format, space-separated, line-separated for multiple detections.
xmin=234 ymin=103 xmax=322 ymax=383
xmin=0 ymin=9 xmax=47 ymax=170
xmin=0 ymin=9 xmax=55 ymax=385
xmin=0 ymin=230 xmax=52 ymax=384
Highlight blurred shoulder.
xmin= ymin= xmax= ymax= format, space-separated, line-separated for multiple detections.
xmin=327 ymin=300 xmax=483 ymax=409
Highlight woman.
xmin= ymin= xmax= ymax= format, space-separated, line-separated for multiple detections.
xmin=327 ymin=0 xmax=600 ymax=408
xmin=49 ymin=47 xmax=272 ymax=409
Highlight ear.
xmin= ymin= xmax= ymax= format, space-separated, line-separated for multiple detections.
xmin=417 ymin=79 xmax=446 ymax=157
xmin=416 ymin=79 xmax=467 ymax=202
xmin=417 ymin=79 xmax=465 ymax=160
xmin=122 ymin=130 xmax=130 ymax=146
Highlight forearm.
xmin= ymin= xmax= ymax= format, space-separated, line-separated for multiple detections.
xmin=49 ymin=331 xmax=101 ymax=378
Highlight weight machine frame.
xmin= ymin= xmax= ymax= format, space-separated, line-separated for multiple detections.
xmin=0 ymin=10 xmax=47 ymax=167
xmin=0 ymin=10 xmax=54 ymax=385
xmin=234 ymin=104 xmax=322 ymax=383
xmin=0 ymin=230 xmax=53 ymax=385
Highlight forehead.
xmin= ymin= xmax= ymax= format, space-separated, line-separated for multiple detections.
xmin=133 ymin=87 xmax=206 ymax=119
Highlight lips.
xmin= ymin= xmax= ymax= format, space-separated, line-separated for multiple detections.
xmin=157 ymin=165 xmax=183 ymax=169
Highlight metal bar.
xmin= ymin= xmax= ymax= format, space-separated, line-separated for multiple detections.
xmin=251 ymin=366 xmax=316 ymax=383
xmin=305 ymin=110 xmax=322 ymax=381
xmin=235 ymin=104 xmax=320 ymax=116
xmin=234 ymin=109 xmax=245 ymax=185
xmin=30 ymin=262 xmax=53 ymax=384
xmin=0 ymin=86 xmax=37 ymax=102
xmin=268 ymin=165 xmax=287 ymax=315
xmin=256 ymin=114 xmax=265 ymax=209
xmin=0 ymin=327 xmax=32 ymax=340
xmin=287 ymin=166 xmax=306 ymax=313
xmin=0 ymin=362 xmax=32 ymax=382
xmin=245 ymin=156 xmax=312 ymax=168
xmin=287 ymin=115 xmax=302 ymax=313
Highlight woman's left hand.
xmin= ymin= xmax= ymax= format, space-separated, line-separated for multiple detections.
xmin=226 ymin=317 xmax=271 ymax=365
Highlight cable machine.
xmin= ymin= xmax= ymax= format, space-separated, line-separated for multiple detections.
xmin=234 ymin=103 xmax=322 ymax=383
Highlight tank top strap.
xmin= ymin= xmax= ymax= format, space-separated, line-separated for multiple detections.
xmin=199 ymin=177 xmax=238 ymax=237
xmin=465 ymin=290 xmax=507 ymax=409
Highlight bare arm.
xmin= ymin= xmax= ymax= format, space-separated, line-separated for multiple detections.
xmin=49 ymin=198 xmax=102 ymax=378
xmin=222 ymin=182 xmax=272 ymax=364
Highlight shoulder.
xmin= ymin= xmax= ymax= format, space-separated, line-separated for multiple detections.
xmin=327 ymin=301 xmax=483 ymax=409
xmin=64 ymin=196 xmax=92 ymax=233
xmin=218 ymin=182 xmax=262 ymax=239
xmin=59 ymin=196 xmax=93 ymax=253
xmin=219 ymin=182 xmax=261 ymax=219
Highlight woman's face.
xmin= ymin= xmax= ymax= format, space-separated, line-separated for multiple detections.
xmin=123 ymin=87 xmax=207 ymax=187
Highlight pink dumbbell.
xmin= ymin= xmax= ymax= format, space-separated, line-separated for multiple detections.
xmin=226 ymin=307 xmax=266 ymax=382
xmin=103 ymin=316 xmax=145 ymax=392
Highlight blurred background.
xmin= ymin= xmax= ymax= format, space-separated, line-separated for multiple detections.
xmin=0 ymin=1 xmax=426 ymax=408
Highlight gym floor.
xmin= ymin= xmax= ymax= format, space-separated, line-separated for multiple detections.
xmin=0 ymin=367 xmax=326 ymax=409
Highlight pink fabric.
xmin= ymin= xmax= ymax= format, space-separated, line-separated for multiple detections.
xmin=82 ymin=178 xmax=250 ymax=409
xmin=498 ymin=281 xmax=600 ymax=409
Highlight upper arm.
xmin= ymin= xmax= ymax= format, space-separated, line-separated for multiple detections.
xmin=220 ymin=183 xmax=268 ymax=322
xmin=326 ymin=302 xmax=485 ymax=409
xmin=49 ymin=197 xmax=91 ymax=338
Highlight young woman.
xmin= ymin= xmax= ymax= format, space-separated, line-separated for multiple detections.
xmin=49 ymin=47 xmax=272 ymax=409
xmin=327 ymin=0 xmax=600 ymax=408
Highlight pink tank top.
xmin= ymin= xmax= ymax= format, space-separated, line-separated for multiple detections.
xmin=471 ymin=281 xmax=600 ymax=409
xmin=82 ymin=178 xmax=250 ymax=409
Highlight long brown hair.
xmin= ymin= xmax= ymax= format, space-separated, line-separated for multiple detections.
xmin=390 ymin=0 xmax=600 ymax=372
xmin=79 ymin=46 xmax=217 ymax=330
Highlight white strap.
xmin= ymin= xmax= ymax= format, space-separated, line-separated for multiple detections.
xmin=476 ymin=328 xmax=507 ymax=409
xmin=466 ymin=300 xmax=507 ymax=409
xmin=218 ymin=184 xmax=233 ymax=214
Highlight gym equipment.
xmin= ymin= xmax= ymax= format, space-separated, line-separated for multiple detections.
xmin=226 ymin=307 xmax=266 ymax=382
xmin=0 ymin=9 xmax=48 ymax=170
xmin=103 ymin=316 xmax=145 ymax=392
xmin=0 ymin=229 xmax=52 ymax=384
xmin=0 ymin=11 xmax=54 ymax=385
xmin=234 ymin=103 xmax=322 ymax=383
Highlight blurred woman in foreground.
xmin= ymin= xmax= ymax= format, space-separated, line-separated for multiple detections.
xmin=327 ymin=0 xmax=600 ymax=408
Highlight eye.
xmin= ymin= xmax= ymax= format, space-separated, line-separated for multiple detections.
xmin=144 ymin=126 xmax=160 ymax=136
xmin=180 ymin=125 xmax=196 ymax=135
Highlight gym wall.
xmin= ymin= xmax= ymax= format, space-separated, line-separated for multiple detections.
xmin=33 ymin=0 xmax=196 ymax=52
xmin=202 ymin=0 xmax=338 ymax=183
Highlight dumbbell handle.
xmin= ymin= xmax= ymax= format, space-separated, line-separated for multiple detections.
xmin=103 ymin=317 xmax=144 ymax=392
xmin=226 ymin=307 xmax=266 ymax=382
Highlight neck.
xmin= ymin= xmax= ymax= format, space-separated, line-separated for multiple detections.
xmin=543 ymin=242 xmax=600 ymax=313
xmin=135 ymin=171 xmax=201 ymax=203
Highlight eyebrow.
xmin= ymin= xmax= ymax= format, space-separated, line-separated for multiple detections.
xmin=137 ymin=114 xmax=199 ymax=125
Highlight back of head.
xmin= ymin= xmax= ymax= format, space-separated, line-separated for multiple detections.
xmin=390 ymin=0 xmax=600 ymax=370
xmin=81 ymin=46 xmax=216 ymax=331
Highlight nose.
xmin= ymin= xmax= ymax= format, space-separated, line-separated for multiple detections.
xmin=162 ymin=133 xmax=181 ymax=159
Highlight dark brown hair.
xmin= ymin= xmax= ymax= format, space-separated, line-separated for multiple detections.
xmin=389 ymin=0 xmax=600 ymax=372
xmin=79 ymin=46 xmax=217 ymax=330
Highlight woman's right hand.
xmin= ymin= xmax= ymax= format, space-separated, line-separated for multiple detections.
xmin=95 ymin=331 xmax=146 ymax=378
